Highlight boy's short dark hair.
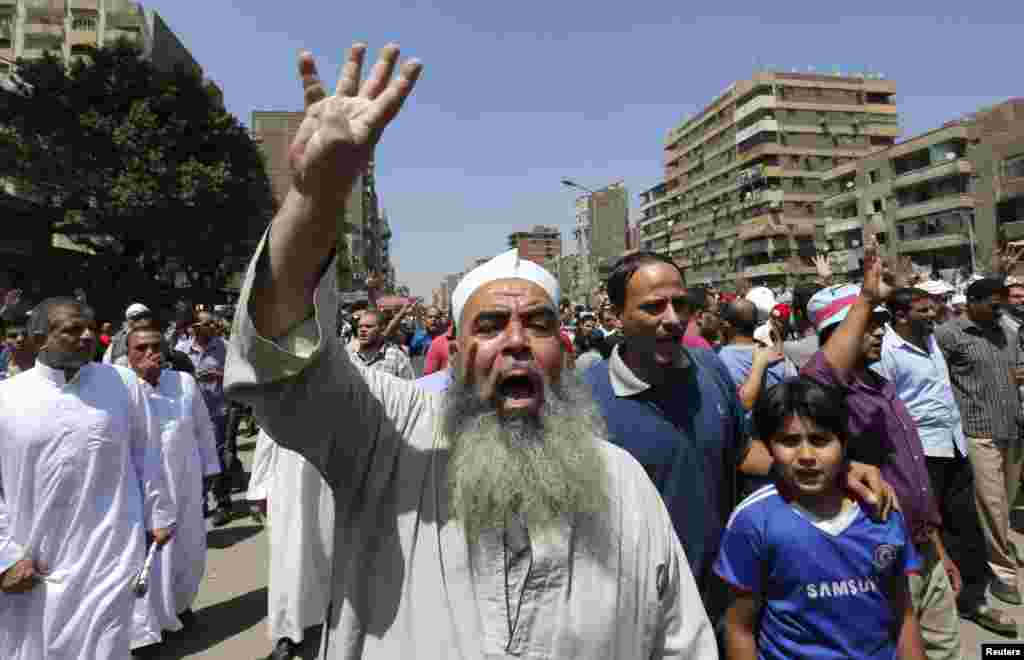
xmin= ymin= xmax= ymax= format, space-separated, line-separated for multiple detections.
xmin=753 ymin=377 xmax=849 ymax=446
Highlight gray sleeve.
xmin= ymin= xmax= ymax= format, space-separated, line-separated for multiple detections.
xmin=224 ymin=227 xmax=432 ymax=489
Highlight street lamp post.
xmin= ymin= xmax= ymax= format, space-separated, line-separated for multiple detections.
xmin=561 ymin=179 xmax=598 ymax=303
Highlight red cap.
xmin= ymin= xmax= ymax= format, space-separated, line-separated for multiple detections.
xmin=772 ymin=303 xmax=791 ymax=320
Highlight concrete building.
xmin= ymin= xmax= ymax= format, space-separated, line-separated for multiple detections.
xmin=0 ymin=1 xmax=218 ymax=95
xmin=640 ymin=70 xmax=900 ymax=287
xmin=508 ymin=225 xmax=562 ymax=266
xmin=251 ymin=110 xmax=390 ymax=290
xmin=571 ymin=181 xmax=628 ymax=295
xmin=822 ymin=98 xmax=1024 ymax=277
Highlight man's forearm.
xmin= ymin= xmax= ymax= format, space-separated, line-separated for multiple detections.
xmin=252 ymin=188 xmax=352 ymax=339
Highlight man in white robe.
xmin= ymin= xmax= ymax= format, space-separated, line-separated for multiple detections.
xmin=0 ymin=297 xmax=174 ymax=660
xmin=248 ymin=430 xmax=336 ymax=660
xmin=224 ymin=45 xmax=716 ymax=659
xmin=124 ymin=326 xmax=222 ymax=650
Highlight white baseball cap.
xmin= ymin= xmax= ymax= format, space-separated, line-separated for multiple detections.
xmin=745 ymin=287 xmax=777 ymax=322
xmin=125 ymin=303 xmax=151 ymax=320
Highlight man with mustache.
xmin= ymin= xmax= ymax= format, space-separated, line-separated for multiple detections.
xmin=876 ymin=288 xmax=1015 ymax=644
xmin=802 ymin=240 xmax=966 ymax=658
xmin=0 ymin=297 xmax=174 ymax=659
xmin=124 ymin=324 xmax=222 ymax=651
xmin=224 ymin=43 xmax=715 ymax=659
xmin=935 ymin=278 xmax=1024 ymax=613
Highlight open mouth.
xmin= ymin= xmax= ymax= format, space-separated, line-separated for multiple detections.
xmin=498 ymin=374 xmax=539 ymax=401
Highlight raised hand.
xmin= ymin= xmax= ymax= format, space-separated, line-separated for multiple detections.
xmin=813 ymin=253 xmax=832 ymax=283
xmin=861 ymin=234 xmax=891 ymax=304
xmin=365 ymin=270 xmax=385 ymax=292
xmin=993 ymin=243 xmax=1024 ymax=275
xmin=291 ymin=44 xmax=422 ymax=207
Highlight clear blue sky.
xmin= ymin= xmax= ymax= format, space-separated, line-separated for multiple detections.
xmin=146 ymin=1 xmax=1021 ymax=298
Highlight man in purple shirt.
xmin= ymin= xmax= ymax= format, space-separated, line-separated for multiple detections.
xmin=801 ymin=237 xmax=969 ymax=656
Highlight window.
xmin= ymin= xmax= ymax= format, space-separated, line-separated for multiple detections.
xmin=1005 ymin=154 xmax=1024 ymax=179
xmin=72 ymin=15 xmax=98 ymax=31
xmin=872 ymin=199 xmax=883 ymax=213
xmin=0 ymin=13 xmax=12 ymax=47
xmin=869 ymin=169 xmax=880 ymax=184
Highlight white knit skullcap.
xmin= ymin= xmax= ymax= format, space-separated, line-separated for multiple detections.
xmin=451 ymin=249 xmax=560 ymax=328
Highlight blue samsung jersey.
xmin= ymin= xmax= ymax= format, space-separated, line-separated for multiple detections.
xmin=714 ymin=486 xmax=921 ymax=660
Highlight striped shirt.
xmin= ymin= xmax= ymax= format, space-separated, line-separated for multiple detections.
xmin=934 ymin=317 xmax=1022 ymax=443
xmin=348 ymin=342 xmax=415 ymax=380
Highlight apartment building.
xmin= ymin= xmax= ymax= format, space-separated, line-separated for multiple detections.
xmin=821 ymin=99 xmax=1024 ymax=277
xmin=508 ymin=225 xmax=562 ymax=266
xmin=639 ymin=71 xmax=900 ymax=287
xmin=0 ymin=1 xmax=215 ymax=92
xmin=251 ymin=110 xmax=388 ymax=289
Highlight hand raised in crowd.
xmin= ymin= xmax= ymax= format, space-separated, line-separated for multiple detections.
xmin=292 ymin=44 xmax=422 ymax=207
xmin=861 ymin=234 xmax=891 ymax=304
xmin=0 ymin=558 xmax=46 ymax=594
xmin=812 ymin=253 xmax=832 ymax=284
xmin=365 ymin=270 xmax=385 ymax=292
xmin=992 ymin=243 xmax=1024 ymax=275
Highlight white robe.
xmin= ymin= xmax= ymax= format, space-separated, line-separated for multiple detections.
xmin=223 ymin=234 xmax=717 ymax=660
xmin=128 ymin=370 xmax=222 ymax=649
xmin=0 ymin=362 xmax=174 ymax=660
xmin=246 ymin=428 xmax=277 ymax=503
xmin=247 ymin=430 xmax=335 ymax=644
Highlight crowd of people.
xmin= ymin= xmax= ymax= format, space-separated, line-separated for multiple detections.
xmin=4 ymin=41 xmax=1024 ymax=660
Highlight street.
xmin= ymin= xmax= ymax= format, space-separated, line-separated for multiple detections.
xmin=138 ymin=435 xmax=322 ymax=660
xmin=138 ymin=436 xmax=1024 ymax=660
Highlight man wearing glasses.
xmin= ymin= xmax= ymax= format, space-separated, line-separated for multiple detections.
xmin=181 ymin=310 xmax=232 ymax=526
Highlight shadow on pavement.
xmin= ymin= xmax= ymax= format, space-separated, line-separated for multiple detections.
xmin=144 ymin=587 xmax=268 ymax=659
xmin=207 ymin=524 xmax=264 ymax=550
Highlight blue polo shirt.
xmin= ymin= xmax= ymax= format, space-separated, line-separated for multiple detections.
xmin=584 ymin=344 xmax=746 ymax=610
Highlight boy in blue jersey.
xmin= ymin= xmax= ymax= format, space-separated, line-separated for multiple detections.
xmin=716 ymin=377 xmax=927 ymax=660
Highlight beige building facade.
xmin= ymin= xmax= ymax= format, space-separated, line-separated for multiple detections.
xmin=251 ymin=110 xmax=391 ymax=290
xmin=822 ymin=98 xmax=1024 ymax=277
xmin=640 ymin=71 xmax=900 ymax=287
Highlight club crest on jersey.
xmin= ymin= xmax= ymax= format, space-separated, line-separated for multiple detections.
xmin=872 ymin=544 xmax=897 ymax=571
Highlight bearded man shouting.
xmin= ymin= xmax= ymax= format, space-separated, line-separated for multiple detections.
xmin=224 ymin=43 xmax=715 ymax=659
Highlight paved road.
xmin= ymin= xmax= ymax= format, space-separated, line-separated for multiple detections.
xmin=138 ymin=437 xmax=1024 ymax=659
xmin=136 ymin=436 xmax=322 ymax=660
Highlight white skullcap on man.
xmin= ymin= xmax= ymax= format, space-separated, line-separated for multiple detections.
xmin=451 ymin=249 xmax=560 ymax=329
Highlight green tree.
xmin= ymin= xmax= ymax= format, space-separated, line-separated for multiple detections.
xmin=0 ymin=41 xmax=276 ymax=290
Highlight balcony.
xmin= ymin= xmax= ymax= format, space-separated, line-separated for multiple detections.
xmin=735 ymin=119 xmax=779 ymax=146
xmin=744 ymin=262 xmax=788 ymax=277
xmin=891 ymin=159 xmax=973 ymax=190
xmin=825 ymin=217 xmax=864 ymax=235
xmin=23 ymin=22 xmax=63 ymax=39
xmin=734 ymin=95 xmax=776 ymax=123
xmin=823 ymin=187 xmax=860 ymax=208
xmin=897 ymin=234 xmax=970 ymax=254
xmin=891 ymin=194 xmax=975 ymax=222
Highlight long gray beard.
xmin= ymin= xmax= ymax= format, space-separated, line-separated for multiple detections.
xmin=441 ymin=366 xmax=610 ymax=543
